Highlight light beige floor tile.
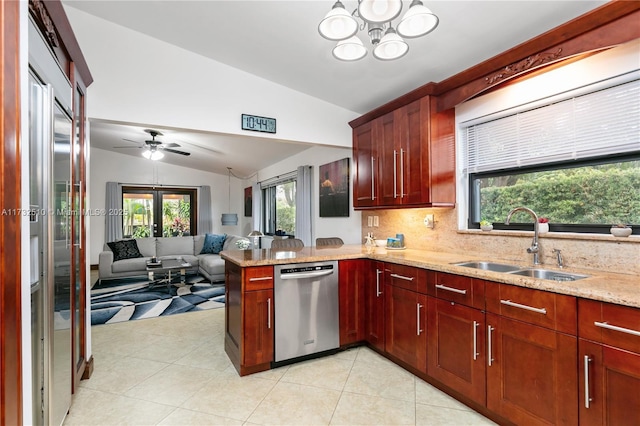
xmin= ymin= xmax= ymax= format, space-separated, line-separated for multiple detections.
xmin=250 ymin=363 xmax=290 ymax=381
xmin=332 ymin=346 xmax=360 ymax=361
xmin=415 ymin=402 xmax=497 ymax=425
xmin=248 ymin=381 xmax=341 ymax=425
xmin=158 ymin=407 xmax=243 ymax=425
xmin=64 ymin=387 xmax=175 ymax=425
xmin=330 ymin=391 xmax=415 ymax=425
xmin=415 ymin=378 xmax=473 ymax=411
xmin=78 ymin=352 xmax=169 ymax=394
xmin=124 ymin=363 xmax=218 ymax=406
xmin=174 ymin=339 xmax=232 ymax=371
xmin=280 ymin=355 xmax=354 ymax=391
xmin=128 ymin=333 xmax=204 ymax=363
xmin=181 ymin=374 xmax=277 ymax=421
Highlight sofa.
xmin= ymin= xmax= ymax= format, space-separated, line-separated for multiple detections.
xmin=98 ymin=234 xmax=247 ymax=283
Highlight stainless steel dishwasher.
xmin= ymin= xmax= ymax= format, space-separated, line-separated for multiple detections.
xmin=274 ymin=261 xmax=339 ymax=364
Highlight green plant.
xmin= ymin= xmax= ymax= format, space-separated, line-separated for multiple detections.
xmin=480 ymin=219 xmax=492 ymax=227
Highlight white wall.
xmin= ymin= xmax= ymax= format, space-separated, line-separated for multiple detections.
xmin=243 ymin=145 xmax=362 ymax=245
xmin=89 ymin=148 xmax=244 ymax=264
xmin=64 ymin=6 xmax=358 ymax=148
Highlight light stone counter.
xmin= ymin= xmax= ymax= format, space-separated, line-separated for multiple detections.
xmin=220 ymin=245 xmax=639 ymax=308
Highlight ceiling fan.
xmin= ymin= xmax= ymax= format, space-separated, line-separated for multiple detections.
xmin=114 ymin=129 xmax=191 ymax=159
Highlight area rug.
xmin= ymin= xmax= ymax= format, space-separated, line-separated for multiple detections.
xmin=91 ymin=274 xmax=225 ymax=326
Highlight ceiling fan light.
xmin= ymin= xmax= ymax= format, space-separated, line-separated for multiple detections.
xmin=397 ymin=0 xmax=439 ymax=38
xmin=358 ymin=0 xmax=402 ymax=24
xmin=150 ymin=150 xmax=164 ymax=161
xmin=318 ymin=1 xmax=358 ymax=41
xmin=373 ymin=27 xmax=408 ymax=60
xmin=142 ymin=149 xmax=152 ymax=159
xmin=332 ymin=36 xmax=367 ymax=61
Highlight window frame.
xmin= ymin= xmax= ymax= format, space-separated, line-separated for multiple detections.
xmin=261 ymin=174 xmax=297 ymax=237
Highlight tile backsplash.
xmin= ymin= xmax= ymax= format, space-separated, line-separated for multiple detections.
xmin=361 ymin=207 xmax=640 ymax=276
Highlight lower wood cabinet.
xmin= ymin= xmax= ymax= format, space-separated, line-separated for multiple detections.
xmin=427 ymin=296 xmax=486 ymax=405
xmin=224 ymin=262 xmax=274 ymax=376
xmin=365 ymin=261 xmax=385 ymax=351
xmin=385 ymin=283 xmax=427 ymax=373
xmin=338 ymin=259 xmax=366 ymax=346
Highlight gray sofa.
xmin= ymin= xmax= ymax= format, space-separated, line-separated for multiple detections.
xmin=98 ymin=235 xmax=246 ymax=283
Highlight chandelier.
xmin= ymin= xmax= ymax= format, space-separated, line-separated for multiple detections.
xmin=318 ymin=0 xmax=439 ymax=61
xmin=142 ymin=147 xmax=164 ymax=161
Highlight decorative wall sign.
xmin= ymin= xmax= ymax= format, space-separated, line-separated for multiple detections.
xmin=319 ymin=158 xmax=349 ymax=217
xmin=244 ymin=186 xmax=252 ymax=217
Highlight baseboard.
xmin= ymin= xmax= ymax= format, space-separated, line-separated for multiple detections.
xmin=90 ymin=264 xmax=98 ymax=270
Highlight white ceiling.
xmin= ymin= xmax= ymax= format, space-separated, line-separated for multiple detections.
xmin=64 ymin=0 xmax=607 ymax=176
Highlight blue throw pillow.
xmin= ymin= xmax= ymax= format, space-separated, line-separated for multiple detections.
xmin=201 ymin=233 xmax=227 ymax=254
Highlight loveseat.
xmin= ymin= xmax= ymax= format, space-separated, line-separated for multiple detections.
xmin=98 ymin=234 xmax=246 ymax=283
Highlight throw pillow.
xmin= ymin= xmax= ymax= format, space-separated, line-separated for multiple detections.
xmin=201 ymin=233 xmax=227 ymax=254
xmin=107 ymin=239 xmax=143 ymax=262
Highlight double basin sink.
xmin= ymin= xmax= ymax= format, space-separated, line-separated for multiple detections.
xmin=453 ymin=261 xmax=590 ymax=282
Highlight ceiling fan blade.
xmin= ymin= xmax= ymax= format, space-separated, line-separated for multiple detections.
xmin=122 ymin=138 xmax=142 ymax=144
xmin=113 ymin=146 xmax=142 ymax=149
xmin=163 ymin=147 xmax=191 ymax=156
xmin=163 ymin=142 xmax=180 ymax=148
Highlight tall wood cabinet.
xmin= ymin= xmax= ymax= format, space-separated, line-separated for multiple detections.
xmin=351 ymin=96 xmax=455 ymax=209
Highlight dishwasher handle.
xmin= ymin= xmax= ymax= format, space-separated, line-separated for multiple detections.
xmin=280 ymin=269 xmax=335 ymax=280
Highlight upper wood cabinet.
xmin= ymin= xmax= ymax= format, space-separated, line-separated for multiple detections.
xmin=352 ymin=96 xmax=455 ymax=209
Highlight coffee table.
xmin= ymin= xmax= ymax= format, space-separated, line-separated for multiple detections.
xmin=146 ymin=258 xmax=192 ymax=291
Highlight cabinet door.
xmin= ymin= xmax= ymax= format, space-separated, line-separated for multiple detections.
xmin=353 ymin=121 xmax=378 ymax=208
xmin=579 ymin=339 xmax=640 ymax=426
xmin=385 ymin=284 xmax=427 ymax=373
xmin=338 ymin=259 xmax=366 ymax=346
xmin=378 ymin=111 xmax=400 ymax=206
xmin=427 ymin=297 xmax=486 ymax=405
xmin=366 ymin=262 xmax=385 ymax=351
xmin=396 ymin=98 xmax=430 ymax=205
xmin=243 ymin=289 xmax=274 ymax=368
xmin=486 ymin=314 xmax=578 ymax=425
xmin=225 ymin=261 xmax=242 ymax=360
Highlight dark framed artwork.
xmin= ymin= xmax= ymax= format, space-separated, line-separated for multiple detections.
xmin=319 ymin=158 xmax=350 ymax=217
xmin=244 ymin=186 xmax=252 ymax=217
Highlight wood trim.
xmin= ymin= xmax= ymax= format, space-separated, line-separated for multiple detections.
xmin=0 ymin=0 xmax=24 ymax=423
xmin=349 ymin=1 xmax=640 ymax=127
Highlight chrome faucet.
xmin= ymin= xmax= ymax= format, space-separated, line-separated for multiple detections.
xmin=505 ymin=206 xmax=540 ymax=265
xmin=553 ymin=248 xmax=563 ymax=269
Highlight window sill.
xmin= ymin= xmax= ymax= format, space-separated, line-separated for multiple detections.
xmin=458 ymin=229 xmax=640 ymax=243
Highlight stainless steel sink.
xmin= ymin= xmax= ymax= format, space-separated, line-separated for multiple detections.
xmin=508 ymin=268 xmax=590 ymax=281
xmin=453 ymin=261 xmax=523 ymax=273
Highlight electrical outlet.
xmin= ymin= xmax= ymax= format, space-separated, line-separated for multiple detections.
xmin=424 ymin=214 xmax=434 ymax=228
xmin=373 ymin=216 xmax=379 ymax=227
xmin=367 ymin=216 xmax=373 ymax=227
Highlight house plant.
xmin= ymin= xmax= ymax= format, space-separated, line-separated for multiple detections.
xmin=480 ymin=220 xmax=493 ymax=231
xmin=538 ymin=217 xmax=549 ymax=234
xmin=610 ymin=224 xmax=632 ymax=237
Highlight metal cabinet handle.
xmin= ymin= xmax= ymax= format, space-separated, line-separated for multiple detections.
xmin=435 ymin=284 xmax=467 ymax=295
xmin=594 ymin=321 xmax=640 ymax=337
xmin=371 ymin=156 xmax=376 ymax=201
xmin=487 ymin=325 xmax=495 ymax=366
xmin=390 ymin=273 xmax=414 ymax=281
xmin=500 ymin=299 xmax=547 ymax=315
xmin=417 ymin=303 xmax=423 ymax=335
xmin=376 ymin=269 xmax=382 ymax=297
xmin=473 ymin=321 xmax=479 ymax=361
xmin=584 ymin=355 xmax=592 ymax=408
xmin=267 ymin=298 xmax=271 ymax=329
xmin=393 ymin=150 xmax=398 ymax=198
xmin=400 ymin=148 xmax=405 ymax=198
xmin=249 ymin=276 xmax=273 ymax=282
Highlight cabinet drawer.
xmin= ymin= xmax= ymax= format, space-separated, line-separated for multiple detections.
xmin=385 ymin=263 xmax=427 ymax=294
xmin=486 ymin=282 xmax=576 ymax=335
xmin=429 ymin=272 xmax=485 ymax=310
xmin=579 ymin=299 xmax=640 ymax=354
xmin=244 ymin=266 xmax=274 ymax=291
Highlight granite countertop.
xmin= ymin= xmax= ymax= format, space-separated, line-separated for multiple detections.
xmin=220 ymin=245 xmax=639 ymax=309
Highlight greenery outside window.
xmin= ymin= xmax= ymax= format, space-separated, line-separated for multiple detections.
xmin=262 ymin=174 xmax=296 ymax=236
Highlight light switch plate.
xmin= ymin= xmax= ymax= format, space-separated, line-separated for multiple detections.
xmin=373 ymin=216 xmax=379 ymax=227
xmin=424 ymin=214 xmax=434 ymax=228
xmin=367 ymin=216 xmax=373 ymax=227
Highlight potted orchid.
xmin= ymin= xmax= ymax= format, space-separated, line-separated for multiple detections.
xmin=538 ymin=217 xmax=549 ymax=234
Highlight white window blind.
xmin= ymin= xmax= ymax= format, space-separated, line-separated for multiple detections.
xmin=465 ymin=78 xmax=640 ymax=173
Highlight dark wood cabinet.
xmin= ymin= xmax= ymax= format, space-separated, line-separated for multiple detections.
xmin=225 ymin=262 xmax=274 ymax=376
xmin=385 ymin=283 xmax=427 ymax=373
xmin=338 ymin=259 xmax=366 ymax=347
xmin=352 ymin=121 xmax=378 ymax=208
xmin=578 ymin=299 xmax=640 ymax=425
xmin=365 ymin=261 xmax=385 ymax=351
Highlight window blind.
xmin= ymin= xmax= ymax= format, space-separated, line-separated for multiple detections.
xmin=465 ymin=78 xmax=640 ymax=173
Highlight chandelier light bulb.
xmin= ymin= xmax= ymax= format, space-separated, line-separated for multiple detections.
xmin=373 ymin=27 xmax=408 ymax=60
xmin=333 ymin=36 xmax=367 ymax=61
xmin=142 ymin=149 xmax=164 ymax=161
xmin=397 ymin=0 xmax=439 ymax=38
xmin=358 ymin=0 xmax=402 ymax=23
xmin=318 ymin=1 xmax=358 ymax=41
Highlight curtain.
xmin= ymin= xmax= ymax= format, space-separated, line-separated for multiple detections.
xmin=252 ymin=182 xmax=262 ymax=232
xmin=105 ymin=182 xmax=123 ymax=242
xmin=295 ymin=165 xmax=313 ymax=246
xmin=198 ymin=185 xmax=212 ymax=234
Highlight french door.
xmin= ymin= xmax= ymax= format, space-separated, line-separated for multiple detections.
xmin=122 ymin=187 xmax=197 ymax=238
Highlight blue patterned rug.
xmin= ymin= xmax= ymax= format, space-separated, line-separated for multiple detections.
xmin=91 ymin=274 xmax=225 ymax=326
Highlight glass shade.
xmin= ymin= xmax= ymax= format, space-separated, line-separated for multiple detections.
xmin=358 ymin=0 xmax=402 ymax=23
xmin=221 ymin=213 xmax=238 ymax=226
xmin=397 ymin=1 xmax=439 ymax=38
xmin=333 ymin=36 xmax=367 ymax=61
xmin=373 ymin=28 xmax=408 ymax=60
xmin=142 ymin=149 xmax=164 ymax=160
xmin=318 ymin=1 xmax=358 ymax=41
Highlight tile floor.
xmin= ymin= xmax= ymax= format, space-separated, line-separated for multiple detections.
xmin=68 ymin=279 xmax=496 ymax=425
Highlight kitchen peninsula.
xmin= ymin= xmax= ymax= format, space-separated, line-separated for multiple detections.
xmin=222 ymin=245 xmax=640 ymax=425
